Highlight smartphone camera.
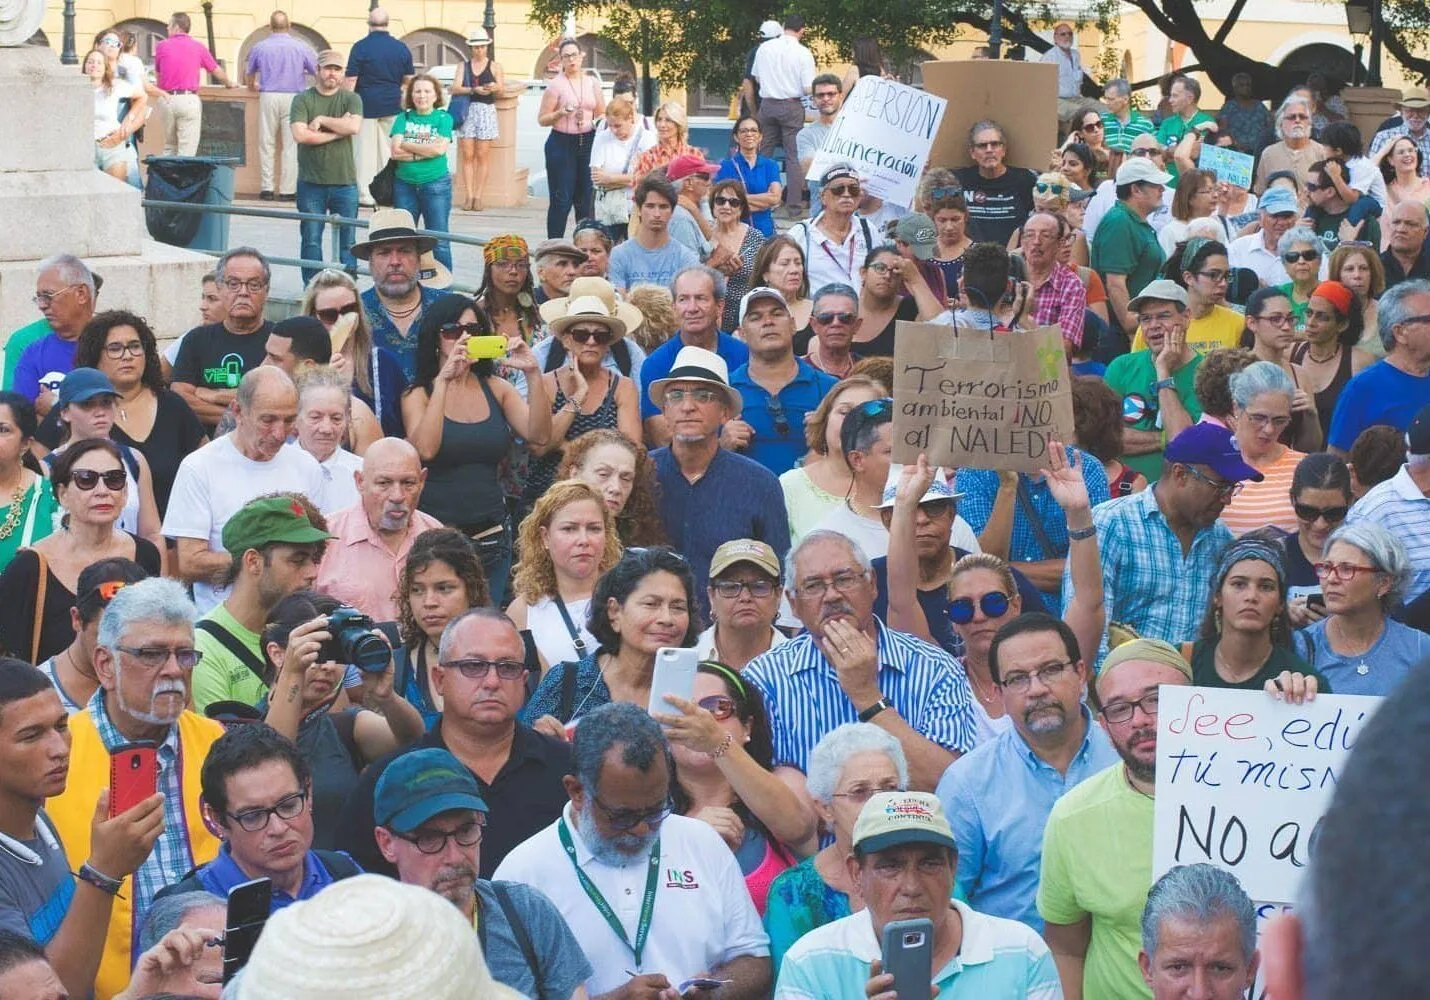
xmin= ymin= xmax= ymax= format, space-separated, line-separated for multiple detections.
xmin=466 ymin=335 xmax=508 ymax=361
xmin=320 ymin=607 xmax=389 ymax=672
xmin=129 ymin=755 xmax=142 ymax=770
xmin=902 ymin=930 xmax=926 ymax=948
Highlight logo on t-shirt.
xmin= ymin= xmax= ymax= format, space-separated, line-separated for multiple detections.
xmin=203 ymin=353 xmax=246 ymax=388
xmin=1122 ymin=392 xmax=1153 ymax=427
xmin=664 ymin=868 xmax=700 ymax=889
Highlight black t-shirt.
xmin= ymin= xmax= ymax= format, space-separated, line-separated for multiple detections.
xmin=1307 ymin=205 xmax=1380 ymax=251
xmin=953 ymin=166 xmax=1037 ymax=246
xmin=171 ymin=322 xmax=273 ymax=424
xmin=853 ymin=297 xmax=919 ymax=358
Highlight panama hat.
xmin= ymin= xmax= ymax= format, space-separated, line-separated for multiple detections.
xmin=352 ymin=208 xmax=439 ymax=259
xmin=540 ymin=276 xmax=643 ymax=336
xmin=647 ymin=345 xmax=742 ymax=416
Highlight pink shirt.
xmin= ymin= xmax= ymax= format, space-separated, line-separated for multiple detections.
xmin=316 ymin=503 xmax=444 ymax=622
xmin=154 ymin=33 xmax=219 ymax=91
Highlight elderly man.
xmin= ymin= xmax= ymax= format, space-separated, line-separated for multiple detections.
xmin=608 ymin=176 xmax=700 ymax=293
xmin=797 ymin=74 xmax=844 ymax=204
xmin=1380 ymin=199 xmax=1430 ymax=285
xmin=246 ymin=11 xmax=317 ymax=201
xmin=125 ymin=891 xmax=225 ymax=999
xmin=153 ymin=12 xmax=231 ymax=156
xmin=787 ymin=165 xmax=878 ymax=294
xmin=292 ymin=48 xmax=363 ymax=283
xmin=1216 ymin=72 xmax=1275 ymax=156
xmin=1092 ymin=156 xmax=1171 ymax=336
xmin=1346 ymin=402 xmax=1430 ymax=601
xmin=171 ymin=246 xmax=277 ymax=432
xmin=47 ymin=578 xmax=224 ymax=1000
xmin=1227 ymin=186 xmax=1303 ymax=286
xmin=801 ymin=282 xmax=861 ymax=377
xmin=496 ymin=702 xmax=772 ymax=999
xmin=0 ymin=934 xmax=65 ymax=1000
xmin=648 ymin=345 xmax=790 ymax=611
xmin=952 ymin=121 xmax=1039 ymax=245
xmin=1024 ymin=211 xmax=1088 ymax=350
xmin=336 ymin=609 xmax=572 ymax=879
xmin=163 ymin=367 xmax=329 ymax=614
xmin=1041 ymin=23 xmax=1084 ymax=126
xmin=344 ymin=7 xmax=414 ymax=207
xmin=776 ymin=791 xmax=1058 ymax=999
xmin=668 ymin=154 xmax=721 ymax=257
xmin=1254 ymin=98 xmax=1326 ymax=194
xmin=1329 ymin=282 xmax=1430 ymax=454
xmin=726 ymin=287 xmax=837 ymax=475
xmin=8 ymin=255 xmax=99 ymax=413
xmin=1139 ymin=865 xmax=1259 ymax=1000
xmin=744 ymin=530 xmax=976 ymax=792
xmin=937 ymin=613 xmax=1118 ymax=930
xmin=1369 ymin=86 xmax=1430 ymax=172
xmin=354 ymin=209 xmax=444 ymax=379
xmin=1101 ymin=78 xmax=1154 ymax=154
xmin=533 ymin=238 xmax=586 ymax=305
xmin=374 ymin=748 xmax=592 ymax=999
xmin=316 ymin=437 xmax=441 ymax=621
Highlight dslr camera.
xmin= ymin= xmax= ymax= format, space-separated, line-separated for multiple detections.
xmin=321 ymin=607 xmax=390 ymax=673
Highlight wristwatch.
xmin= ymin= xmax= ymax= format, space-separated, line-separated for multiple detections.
xmin=1152 ymin=376 xmax=1177 ymax=394
xmin=858 ymin=698 xmax=893 ymax=722
xmin=78 ymin=863 xmax=123 ymax=896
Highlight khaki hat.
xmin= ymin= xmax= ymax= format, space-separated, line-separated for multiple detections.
xmin=533 ymin=238 xmax=586 ymax=263
xmin=709 ymin=539 xmax=781 ymax=581
xmin=1400 ymin=87 xmax=1430 ymax=109
xmin=316 ymin=49 xmax=344 ymax=68
xmin=852 ymin=791 xmax=957 ymax=854
xmin=539 ymin=276 xmax=643 ymax=336
xmin=547 ymin=295 xmax=627 ymax=340
xmin=1098 ymin=637 xmax=1193 ymax=684
xmin=417 ymin=250 xmax=451 ymax=289
xmin=1127 ymin=278 xmax=1189 ymax=313
xmin=351 ymin=208 xmax=438 ymax=259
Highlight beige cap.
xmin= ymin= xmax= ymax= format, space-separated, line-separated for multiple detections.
xmin=709 ymin=539 xmax=781 ymax=581
xmin=317 ymin=49 xmax=344 ymax=67
xmin=1099 ymin=637 xmax=1193 ymax=684
xmin=852 ymin=791 xmax=956 ymax=854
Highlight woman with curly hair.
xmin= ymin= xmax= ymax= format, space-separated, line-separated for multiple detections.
xmin=557 ymin=428 xmax=665 ymax=546
xmin=1072 ymin=376 xmax=1145 ymax=497
xmin=301 ymin=269 xmax=409 ymax=437
xmin=506 ymin=480 xmax=622 ymax=672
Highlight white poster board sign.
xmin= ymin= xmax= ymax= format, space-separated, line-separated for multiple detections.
xmin=808 ymin=76 xmax=948 ymax=207
xmin=1152 ymin=686 xmax=1380 ymax=905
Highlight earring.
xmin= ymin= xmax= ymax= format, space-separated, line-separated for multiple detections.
xmin=1214 ymin=608 xmax=1223 ymax=633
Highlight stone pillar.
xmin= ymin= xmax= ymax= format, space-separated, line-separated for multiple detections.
xmin=454 ymin=87 xmax=529 ymax=208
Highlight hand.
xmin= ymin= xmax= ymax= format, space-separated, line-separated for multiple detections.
xmin=1287 ymin=596 xmax=1328 ymax=627
xmin=281 ymin=617 xmax=331 ymax=681
xmin=99 ymin=129 xmax=126 ymax=149
xmin=1154 ymin=324 xmax=1189 ymax=377
xmin=329 ymin=349 xmax=353 ymax=382
xmin=555 ymin=357 xmax=588 ymax=400
xmin=893 ymin=454 xmax=935 ymax=510
xmin=865 ymin=958 xmax=939 ymax=1000
xmin=690 ymin=806 xmax=745 ymax=852
xmin=1039 ymin=439 xmax=1091 ymax=515
xmin=531 ymin=714 xmax=569 ymax=741
xmin=719 ymin=419 xmax=754 ymax=451
xmin=504 ymin=336 xmax=541 ymax=375
xmin=1324 ymin=159 xmax=1344 ymax=184
xmin=1338 ymin=218 xmax=1365 ymax=243
xmin=1265 ymin=670 xmax=1319 ymax=704
xmin=610 ymin=973 xmax=675 ymax=1000
xmin=1049 ymin=148 xmax=1064 ymax=172
xmin=89 ymin=789 xmax=165 ymax=878
xmin=1291 ymin=388 xmax=1317 ymax=414
xmin=894 ymin=256 xmax=920 ymax=285
xmin=1009 ymin=279 xmax=1033 ymax=322
xmin=823 ymin=618 xmax=880 ymax=707
xmin=121 ymin=926 xmax=223 ymax=1000
xmin=592 ymin=167 xmax=614 ymax=186
xmin=654 ymin=694 xmax=728 ymax=755
xmin=439 ymin=337 xmax=472 ymax=383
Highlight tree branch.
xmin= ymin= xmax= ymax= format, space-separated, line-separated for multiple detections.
xmin=1379 ymin=25 xmax=1430 ymax=82
xmin=1212 ymin=0 xmax=1251 ymax=46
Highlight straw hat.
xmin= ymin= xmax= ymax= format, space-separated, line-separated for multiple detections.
xmin=540 ymin=276 xmax=643 ymax=337
xmin=351 ymin=208 xmax=439 ymax=259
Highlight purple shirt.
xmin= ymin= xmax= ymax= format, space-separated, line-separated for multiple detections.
xmin=154 ymin=33 xmax=218 ymax=91
xmin=244 ymin=32 xmax=317 ymax=93
xmin=14 ymin=333 xmax=78 ymax=402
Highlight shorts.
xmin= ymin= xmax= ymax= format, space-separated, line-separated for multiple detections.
xmin=460 ymin=102 xmax=499 ymax=141
xmin=95 ymin=140 xmax=136 ymax=172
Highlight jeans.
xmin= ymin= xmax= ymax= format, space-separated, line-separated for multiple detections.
xmin=296 ymin=181 xmax=359 ymax=284
xmin=545 ymin=130 xmax=594 ymax=237
xmin=393 ymin=174 xmax=453 ymax=270
xmin=467 ymin=519 xmax=512 ymax=607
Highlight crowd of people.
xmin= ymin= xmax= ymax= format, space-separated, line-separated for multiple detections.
xmin=23 ymin=14 xmax=1430 ymax=1000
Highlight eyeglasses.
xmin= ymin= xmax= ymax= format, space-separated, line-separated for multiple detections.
xmin=115 ymin=645 xmax=203 ymax=669
xmin=69 ymin=468 xmax=127 ymax=491
xmin=948 ymin=591 xmax=1010 ymax=625
xmin=832 ymin=781 xmax=902 ymax=804
xmin=33 ymin=285 xmax=81 ymax=308
xmin=222 ymin=278 xmax=269 ymax=293
xmin=393 ymin=815 xmax=487 ymax=854
xmin=568 ymin=327 xmax=615 ymax=345
xmin=1129 ymin=147 xmax=1157 ymax=158
xmin=440 ymin=658 xmax=528 ymax=680
xmin=1035 ymin=182 xmax=1066 ymax=195
xmin=1101 ymin=691 xmax=1160 ymax=725
xmin=1243 ymin=411 xmax=1292 ymax=430
xmin=1293 ymin=503 xmax=1348 ymax=524
xmin=1252 ymin=311 xmax=1294 ymax=327
xmin=1181 ymin=464 xmax=1243 ymax=500
xmin=814 ymin=310 xmax=857 ymax=325
xmin=1282 ymin=250 xmax=1321 ymax=264
xmin=712 ymin=195 xmax=743 ymax=207
xmin=793 ymin=570 xmax=867 ymax=600
xmin=315 ymin=302 xmax=360 ymax=325
xmin=103 ymin=340 xmax=146 ymax=359
xmin=867 ymin=261 xmax=896 ymax=275
xmin=1313 ymin=561 xmax=1380 ymax=581
xmin=664 ymin=387 xmax=722 ymax=405
xmin=736 ymin=127 xmax=761 ymax=135
xmin=712 ymin=578 xmax=776 ymax=599
xmin=828 ymin=185 xmax=862 ymax=199
xmin=698 ymin=694 xmax=737 ymax=720
xmin=440 ymin=322 xmax=487 ymax=340
xmin=914 ymin=498 xmax=957 ymax=519
xmin=227 ymin=791 xmax=307 ymax=833
xmin=1195 ymin=270 xmax=1229 ymax=283
xmin=1000 ymin=660 xmax=1073 ymax=692
xmin=593 ymin=794 xmax=672 ymax=832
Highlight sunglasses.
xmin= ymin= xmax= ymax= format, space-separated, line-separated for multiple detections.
xmin=814 ymin=310 xmax=857 ymax=325
xmin=698 ymin=694 xmax=738 ymax=720
xmin=440 ymin=322 xmax=487 ymax=340
xmin=568 ymin=326 xmax=614 ymax=345
xmin=1282 ymin=250 xmax=1321 ymax=263
xmin=1080 ymin=119 xmax=1103 ymax=130
xmin=949 ymin=591 xmax=1010 ymax=625
xmin=69 ymin=468 xmax=127 ymax=491
xmin=316 ymin=302 xmax=360 ymax=325
xmin=1294 ymin=502 xmax=1348 ymax=524
xmin=855 ymin=398 xmax=893 ymax=420
xmin=828 ymin=184 xmax=862 ymax=198
xmin=712 ymin=195 xmax=743 ymax=208
xmin=1129 ymin=147 xmax=1157 ymax=158
xmin=1035 ymin=182 xmax=1066 ymax=195
xmin=927 ymin=185 xmax=963 ymax=200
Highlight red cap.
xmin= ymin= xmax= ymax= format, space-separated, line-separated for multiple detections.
xmin=666 ymin=154 xmax=720 ymax=183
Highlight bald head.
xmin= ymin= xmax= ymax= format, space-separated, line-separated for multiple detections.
xmin=233 ymin=368 xmax=298 ymax=461
xmin=368 ymin=7 xmax=389 ymax=28
xmin=269 ymin=10 xmax=289 ymax=31
xmin=1389 ymin=199 xmax=1430 ymax=254
xmin=358 ymin=438 xmax=427 ymax=533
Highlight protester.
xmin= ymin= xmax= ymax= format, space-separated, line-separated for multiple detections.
xmin=474 ymin=236 xmax=542 ymax=346
xmin=1328 ymin=279 xmax=1430 ymax=454
xmin=290 ymin=369 xmax=365 ymax=507
xmin=1378 ymin=135 xmax=1430 ymax=211
xmin=1254 ymin=97 xmax=1326 ymax=193
xmin=1139 ymin=865 xmax=1259 ymax=1000
xmin=245 ymin=12 xmax=315 ymax=201
xmin=667 ymin=153 xmax=720 ymax=260
xmin=1022 ymin=211 xmax=1089 ymax=350
xmin=1072 ymin=376 xmax=1146 ymax=496
xmin=1102 ymin=78 xmax=1155 ymax=153
xmin=124 ymin=891 xmax=225 ymax=999
xmin=1241 ymin=288 xmax=1324 ymax=451
xmin=15 ymin=255 xmax=100 ymax=416
xmin=1218 ymin=362 xmax=1308 ymax=534
xmin=345 ymin=7 xmax=414 ymax=208
xmin=558 ymin=427 xmax=666 ymax=547
xmin=778 ymin=373 xmax=885 ymax=544
xmin=1227 ymin=187 xmax=1302 ymax=286
xmin=1329 ymin=242 xmax=1387 ymax=356
xmin=695 ymin=539 xmax=787 ymax=669
xmin=630 ymin=101 xmax=700 ymax=188
xmin=1281 ymin=452 xmax=1353 ymax=622
xmin=0 ymin=932 xmax=67 ymax=1000
xmin=954 ymin=120 xmax=1039 ymax=245
xmin=291 ymin=50 xmax=362 ymax=283
xmin=852 ymin=245 xmax=943 ymax=356
xmin=0 ymin=393 xmax=56 ymax=571
xmin=607 ymin=176 xmax=701 ymax=292
xmin=800 ymin=283 xmax=862 ymax=377
xmin=918 ymin=171 xmax=973 ymax=299
xmin=787 ymin=166 xmax=878 ymax=295
xmin=1347 ymin=403 xmax=1430 ymax=602
xmin=1094 ymin=156 xmax=1171 ymax=336
xmin=797 ymin=75 xmax=843 ymax=206
xmin=301 ymin=270 xmax=408 ymax=437
xmin=715 ymin=119 xmax=782 ymax=239
xmin=1272 ymin=227 xmax=1327 ymax=327
xmin=354 ymin=211 xmax=449 ymax=379
xmin=573 ymin=218 xmax=615 ymax=278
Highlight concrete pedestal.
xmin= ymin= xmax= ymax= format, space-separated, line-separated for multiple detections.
xmin=454 ymin=89 xmax=529 ymax=209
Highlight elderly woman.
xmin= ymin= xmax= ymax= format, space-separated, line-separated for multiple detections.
xmin=507 ymin=480 xmax=622 ymax=671
xmin=1329 ymin=243 xmax=1387 ymax=357
xmin=763 ymin=723 xmax=909 ymax=972
xmin=778 ymin=374 xmax=887 ymax=544
xmin=716 ymin=118 xmax=783 ymax=238
xmin=390 ymin=74 xmax=455 ymax=270
xmin=1219 ymin=362 xmax=1308 ymax=536
xmin=631 ymin=101 xmax=701 ymax=186
xmin=302 ymin=269 xmax=409 ymax=438
xmin=1295 ymin=523 xmax=1430 ymax=695
xmin=590 ymin=98 xmax=655 ymax=240
xmin=1274 ymin=227 xmax=1325 ymax=329
xmin=1159 ymin=168 xmax=1218 ymax=257
xmin=294 ymin=367 xmax=363 ymax=511
xmin=696 ymin=539 xmax=788 ymax=670
xmin=754 ymin=237 xmax=813 ymax=341
xmin=707 ymin=180 xmax=766 ymax=331
xmin=572 ymin=220 xmax=613 ymax=278
xmin=520 ymin=546 xmax=698 ymax=735
xmin=918 ymin=171 xmax=971 ymax=302
xmin=1241 ymin=287 xmax=1323 ymax=452
xmin=538 ymin=38 xmax=605 ymax=238
xmin=1282 ymin=453 xmax=1352 ymax=626
xmin=1288 ymin=280 xmax=1374 ymax=442
xmin=1192 ymin=347 xmax=1256 ymax=428
xmin=557 ymin=427 xmax=665 ymax=547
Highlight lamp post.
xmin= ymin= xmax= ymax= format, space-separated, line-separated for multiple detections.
xmin=60 ymin=0 xmax=77 ymax=64
xmin=483 ymin=0 xmax=496 ymax=56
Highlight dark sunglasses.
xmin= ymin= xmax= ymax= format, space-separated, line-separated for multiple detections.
xmin=568 ymin=327 xmax=615 ymax=345
xmin=1080 ymin=119 xmax=1103 ymax=130
xmin=1293 ymin=502 xmax=1349 ymax=524
xmin=1035 ymin=182 xmax=1066 ymax=195
xmin=1282 ymin=250 xmax=1321 ymax=263
xmin=766 ymin=398 xmax=790 ymax=437
xmin=948 ymin=591 xmax=1010 ymax=625
xmin=927 ymin=185 xmax=963 ymax=200
xmin=712 ymin=195 xmax=743 ymax=207
xmin=1129 ymin=147 xmax=1157 ymax=158
xmin=814 ymin=310 xmax=857 ymax=325
xmin=440 ymin=322 xmax=487 ymax=340
xmin=315 ymin=302 xmax=360 ymax=324
xmin=698 ymin=694 xmax=738 ymax=720
xmin=828 ymin=184 xmax=862 ymax=198
xmin=69 ymin=468 xmax=127 ymax=491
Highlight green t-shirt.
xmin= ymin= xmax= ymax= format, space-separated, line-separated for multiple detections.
xmin=1155 ymin=109 xmax=1216 ymax=184
xmin=192 ymin=604 xmax=267 ymax=712
xmin=390 ymin=109 xmax=453 ymax=186
xmin=3 ymin=319 xmax=51 ymax=392
xmin=1190 ymin=640 xmax=1331 ymax=692
xmin=291 ymin=87 xmax=363 ymax=186
xmin=1103 ymin=348 xmax=1204 ymax=483
xmin=1091 ymin=201 xmax=1166 ymax=302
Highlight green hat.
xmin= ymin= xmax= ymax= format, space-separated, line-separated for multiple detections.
xmin=221 ymin=496 xmax=332 ymax=555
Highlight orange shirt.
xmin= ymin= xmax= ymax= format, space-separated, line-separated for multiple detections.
xmin=1219 ymin=446 xmax=1305 ymax=537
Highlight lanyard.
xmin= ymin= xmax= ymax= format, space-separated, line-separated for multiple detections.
xmin=558 ymin=817 xmax=660 ymax=967
xmin=820 ymin=235 xmax=856 ymax=279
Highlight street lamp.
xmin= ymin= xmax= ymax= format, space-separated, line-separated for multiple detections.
xmin=60 ymin=0 xmax=76 ymax=64
xmin=483 ymin=0 xmax=496 ymax=56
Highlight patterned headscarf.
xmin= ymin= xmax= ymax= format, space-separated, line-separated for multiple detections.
xmin=1214 ymin=537 xmax=1287 ymax=590
xmin=484 ymin=234 xmax=529 ymax=266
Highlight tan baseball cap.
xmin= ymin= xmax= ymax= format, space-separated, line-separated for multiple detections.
xmin=709 ymin=539 xmax=781 ymax=580
xmin=852 ymin=792 xmax=957 ymax=854
xmin=317 ymin=49 xmax=344 ymax=68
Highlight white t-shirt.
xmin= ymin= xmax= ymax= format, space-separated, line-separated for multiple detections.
xmin=527 ymin=595 xmax=597 ymax=666
xmin=750 ymin=34 xmax=816 ymax=101
xmin=315 ymin=447 xmax=362 ymax=512
xmin=1348 ymin=154 xmax=1389 ymax=208
xmin=812 ymin=502 xmax=981 ymax=560
xmin=161 ymin=436 xmax=330 ymax=613
xmin=494 ymin=806 xmax=770 ymax=997
xmin=590 ymin=122 xmax=657 ymax=178
xmin=93 ymin=79 xmax=138 ymax=140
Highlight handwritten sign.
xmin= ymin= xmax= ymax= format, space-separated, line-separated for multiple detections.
xmin=1198 ymin=144 xmax=1254 ymax=190
xmin=891 ymin=321 xmax=1075 ymax=474
xmin=1153 ymin=686 xmax=1381 ymax=904
xmin=808 ymin=76 xmax=947 ymax=207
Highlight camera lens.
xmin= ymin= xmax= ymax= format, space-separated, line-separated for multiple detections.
xmin=346 ymin=631 xmax=391 ymax=673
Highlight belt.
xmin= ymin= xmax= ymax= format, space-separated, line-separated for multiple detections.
xmin=168 ymin=89 xmax=197 ymax=95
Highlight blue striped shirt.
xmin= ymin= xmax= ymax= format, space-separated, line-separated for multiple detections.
xmin=743 ymin=618 xmax=977 ymax=774
xmin=1348 ymin=466 xmax=1430 ymax=602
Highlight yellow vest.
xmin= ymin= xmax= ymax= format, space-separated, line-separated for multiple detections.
xmin=47 ymin=709 xmax=223 ymax=1000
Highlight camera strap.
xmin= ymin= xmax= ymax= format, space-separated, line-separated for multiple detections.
xmin=195 ymin=619 xmax=269 ymax=686
xmin=557 ymin=817 xmax=659 ymax=967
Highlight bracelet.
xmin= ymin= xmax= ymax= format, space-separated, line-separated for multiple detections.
xmin=1068 ymin=524 xmax=1097 ymax=542
xmin=78 ymin=862 xmax=123 ymax=896
xmin=707 ymin=732 xmax=734 ymax=759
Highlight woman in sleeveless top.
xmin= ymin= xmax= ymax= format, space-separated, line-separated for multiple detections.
xmin=778 ymin=376 xmax=887 ymax=546
xmin=1071 ymin=376 xmax=1147 ymax=498
xmin=0 ymin=393 xmax=56 ymax=574
xmin=663 ymin=663 xmax=818 ymax=915
xmin=538 ymin=38 xmax=605 ymax=238
xmin=1288 ymin=280 xmax=1375 ymax=442
xmin=401 ymin=295 xmax=552 ymax=606
xmin=451 ymin=32 xmax=505 ymax=212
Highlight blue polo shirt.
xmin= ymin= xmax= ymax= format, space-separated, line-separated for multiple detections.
xmin=728 ymin=359 xmax=837 ymax=475
xmin=344 ymin=31 xmax=415 ymax=119
xmin=193 ymin=845 xmax=351 ymax=912
xmin=715 ymin=154 xmax=782 ymax=237
xmin=640 ymin=331 xmax=750 ymax=419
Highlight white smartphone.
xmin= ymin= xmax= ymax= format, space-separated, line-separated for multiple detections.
xmin=647 ymin=647 xmax=700 ymax=716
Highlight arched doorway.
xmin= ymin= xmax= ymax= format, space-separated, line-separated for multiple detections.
xmin=403 ymin=29 xmax=467 ymax=74
xmin=106 ymin=18 xmax=167 ymax=65
xmin=236 ymin=23 xmax=329 ymax=84
xmin=533 ymin=33 xmax=635 ymax=84
xmin=1278 ymin=42 xmax=1359 ymax=92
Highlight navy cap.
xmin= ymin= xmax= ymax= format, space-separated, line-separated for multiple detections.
xmin=56 ymin=367 xmax=117 ymax=409
xmin=1164 ymin=422 xmax=1264 ymax=483
xmin=375 ymin=749 xmax=488 ymax=834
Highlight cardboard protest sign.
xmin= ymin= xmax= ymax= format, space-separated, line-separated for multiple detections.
xmin=1153 ymin=686 xmax=1381 ymax=905
xmin=919 ymin=61 xmax=1059 ymax=172
xmin=1199 ymin=144 xmax=1255 ymax=190
xmin=891 ymin=321 xmax=1075 ymax=474
xmin=807 ymin=76 xmax=948 ymax=207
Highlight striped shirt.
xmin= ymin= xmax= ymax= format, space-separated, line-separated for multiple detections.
xmin=775 ymin=901 xmax=1062 ymax=1000
xmin=1100 ymin=109 xmax=1155 ymax=153
xmin=743 ymin=618 xmax=978 ymax=774
xmin=1348 ymin=466 xmax=1430 ymax=602
xmin=1219 ymin=446 xmax=1304 ymax=537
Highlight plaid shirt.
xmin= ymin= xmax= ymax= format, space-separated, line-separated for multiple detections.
xmin=86 ymin=691 xmax=187 ymax=914
xmin=1369 ymin=124 xmax=1430 ymax=176
xmin=1031 ymin=263 xmax=1087 ymax=347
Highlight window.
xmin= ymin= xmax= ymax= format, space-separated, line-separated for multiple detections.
xmin=533 ymin=33 xmax=635 ymax=84
xmin=236 ymin=24 xmax=330 ymax=84
xmin=687 ymin=82 xmax=732 ymax=118
xmin=402 ymin=29 xmax=467 ymax=74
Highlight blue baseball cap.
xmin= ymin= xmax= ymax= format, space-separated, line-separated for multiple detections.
xmin=56 ymin=367 xmax=117 ymax=409
xmin=374 ymin=749 xmax=488 ymax=833
xmin=1164 ymin=422 xmax=1264 ymax=483
xmin=1259 ymin=187 xmax=1299 ymax=216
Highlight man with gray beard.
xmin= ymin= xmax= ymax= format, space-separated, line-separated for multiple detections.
xmin=355 ymin=209 xmax=446 ymax=379
xmin=935 ymin=612 xmax=1118 ymax=930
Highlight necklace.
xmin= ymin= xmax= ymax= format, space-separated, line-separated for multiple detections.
xmin=1329 ymin=617 xmax=1376 ymax=675
xmin=1307 ymin=344 xmax=1339 ymax=364
xmin=384 ymin=296 xmax=422 ymax=320
xmin=966 ymin=666 xmax=1000 ymax=706
xmin=0 ymin=477 xmax=27 ymax=541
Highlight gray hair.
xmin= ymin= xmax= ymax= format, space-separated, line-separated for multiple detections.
xmin=295 ymin=365 xmax=353 ymax=405
xmin=138 ymin=890 xmax=224 ymax=951
xmin=812 ymin=282 xmax=859 ymax=311
xmin=1324 ymin=522 xmax=1412 ymax=606
xmin=1103 ymin=78 xmax=1131 ymax=98
xmin=235 ymin=366 xmax=295 ymax=412
xmin=670 ymin=264 xmax=727 ymax=302
xmin=1377 ymin=278 xmax=1430 ymax=353
xmin=1276 ymin=225 xmax=1320 ymax=258
xmin=967 ymin=119 xmax=1004 ymax=146
xmin=1229 ymin=360 xmax=1296 ymax=410
xmin=215 ymin=246 xmax=272 ymax=285
xmin=436 ymin=607 xmax=519 ymax=663
xmin=1141 ymin=864 xmax=1257 ymax=962
xmin=784 ymin=529 xmax=873 ymax=590
xmin=570 ymin=701 xmax=671 ymax=795
xmin=1275 ymin=97 xmax=1312 ymax=139
xmin=805 ymin=723 xmax=909 ymax=802
xmin=37 ymin=254 xmax=97 ymax=298
xmin=97 ymin=577 xmax=196 ymax=653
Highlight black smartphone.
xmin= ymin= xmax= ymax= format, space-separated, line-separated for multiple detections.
xmin=222 ymin=877 xmax=272 ymax=984
xmin=1307 ymin=593 xmax=1326 ymax=611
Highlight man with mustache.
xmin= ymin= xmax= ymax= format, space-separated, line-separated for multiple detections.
xmin=317 ymin=438 xmax=441 ymax=622
xmin=48 ymin=578 xmax=226 ymax=1000
xmin=935 ymin=613 xmax=1117 ymax=930
xmin=375 ymin=748 xmax=592 ymax=999
xmin=1252 ymin=97 xmax=1325 ymax=196
xmin=1036 ymin=638 xmax=1193 ymax=1000
xmin=355 ymin=210 xmax=447 ymax=379
xmin=496 ymin=702 xmax=772 ymax=1000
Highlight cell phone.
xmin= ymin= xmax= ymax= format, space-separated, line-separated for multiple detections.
xmin=881 ymin=917 xmax=934 ymax=1000
xmin=647 ymin=647 xmax=699 ymax=716
xmin=1307 ymin=593 xmax=1326 ymax=611
xmin=222 ymin=878 xmax=272 ymax=984
xmin=109 ymin=743 xmax=158 ymax=818
xmin=466 ymin=335 xmax=508 ymax=361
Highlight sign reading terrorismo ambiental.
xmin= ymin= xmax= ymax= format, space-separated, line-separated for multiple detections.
xmin=808 ymin=76 xmax=948 ymax=207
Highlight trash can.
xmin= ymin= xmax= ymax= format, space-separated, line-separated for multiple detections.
xmin=144 ymin=156 xmax=236 ymax=252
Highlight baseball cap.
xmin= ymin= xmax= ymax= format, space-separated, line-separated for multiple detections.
xmin=75 ymin=557 xmax=149 ymax=621
xmin=1400 ymin=87 xmax=1430 ymax=109
xmin=876 ymin=465 xmax=964 ymax=508
xmin=709 ymin=539 xmax=781 ymax=580
xmin=1115 ymin=157 xmax=1173 ymax=187
xmin=375 ymin=749 xmax=488 ymax=833
xmin=1407 ymin=403 xmax=1430 ymax=455
xmin=893 ymin=213 xmax=937 ymax=260
xmin=56 ymin=367 xmax=118 ymax=409
xmin=851 ymin=791 xmax=957 ymax=854
xmin=1258 ymin=187 xmax=1299 ymax=216
xmin=738 ymin=286 xmax=788 ymax=324
xmin=759 ymin=19 xmax=782 ymax=39
xmin=1127 ymin=279 xmax=1189 ymax=313
xmin=820 ymin=164 xmax=860 ymax=187
xmin=316 ymin=49 xmax=344 ymax=68
xmin=666 ymin=153 xmax=720 ymax=184
xmin=220 ymin=495 xmax=333 ymax=555
xmin=1163 ymin=422 xmax=1264 ymax=484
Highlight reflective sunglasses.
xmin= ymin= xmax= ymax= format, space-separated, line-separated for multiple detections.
xmin=1294 ymin=503 xmax=1348 ymax=524
xmin=814 ymin=310 xmax=857 ymax=325
xmin=1035 ymin=182 xmax=1066 ymax=195
xmin=1282 ymin=250 xmax=1321 ymax=264
xmin=316 ymin=302 xmax=360 ymax=325
xmin=926 ymin=185 xmax=963 ymax=200
xmin=698 ymin=694 xmax=738 ymax=720
xmin=69 ymin=469 xmax=127 ymax=491
xmin=948 ymin=591 xmax=1010 ymax=624
xmin=440 ymin=322 xmax=488 ymax=340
